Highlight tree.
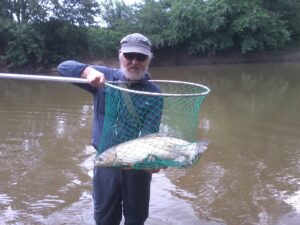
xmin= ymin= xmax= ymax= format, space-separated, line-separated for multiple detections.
xmin=168 ymin=0 xmax=234 ymax=54
xmin=51 ymin=0 xmax=100 ymax=26
xmin=1 ymin=0 xmax=299 ymax=71
xmin=0 ymin=0 xmax=101 ymax=70
xmin=100 ymin=0 xmax=137 ymax=32
xmin=134 ymin=0 xmax=172 ymax=48
xmin=87 ymin=28 xmax=123 ymax=58
xmin=0 ymin=0 xmax=100 ymax=25
xmin=2 ymin=22 xmax=45 ymax=70
xmin=38 ymin=19 xmax=90 ymax=63
xmin=167 ymin=0 xmax=291 ymax=54
xmin=263 ymin=0 xmax=300 ymax=40
xmin=1 ymin=0 xmax=49 ymax=23
xmin=230 ymin=0 xmax=290 ymax=53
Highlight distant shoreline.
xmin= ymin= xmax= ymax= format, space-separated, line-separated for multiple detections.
xmin=88 ymin=47 xmax=300 ymax=68
xmin=150 ymin=47 xmax=300 ymax=67
xmin=1 ymin=47 xmax=300 ymax=74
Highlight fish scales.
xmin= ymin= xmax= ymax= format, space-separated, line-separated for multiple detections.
xmin=94 ymin=134 xmax=210 ymax=168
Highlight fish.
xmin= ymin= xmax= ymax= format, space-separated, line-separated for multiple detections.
xmin=94 ymin=134 xmax=210 ymax=169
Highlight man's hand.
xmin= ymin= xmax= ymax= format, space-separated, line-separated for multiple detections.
xmin=82 ymin=67 xmax=106 ymax=87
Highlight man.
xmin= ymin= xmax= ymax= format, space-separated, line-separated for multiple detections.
xmin=57 ymin=33 xmax=163 ymax=225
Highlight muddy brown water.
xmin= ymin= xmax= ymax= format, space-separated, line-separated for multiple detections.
xmin=0 ymin=62 xmax=299 ymax=225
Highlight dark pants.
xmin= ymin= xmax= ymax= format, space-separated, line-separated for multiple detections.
xmin=93 ymin=167 xmax=152 ymax=225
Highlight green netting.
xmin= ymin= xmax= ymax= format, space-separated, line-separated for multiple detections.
xmin=94 ymin=80 xmax=210 ymax=169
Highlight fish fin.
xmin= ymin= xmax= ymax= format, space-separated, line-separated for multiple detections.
xmin=196 ymin=140 xmax=211 ymax=153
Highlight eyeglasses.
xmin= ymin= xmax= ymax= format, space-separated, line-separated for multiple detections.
xmin=123 ymin=53 xmax=148 ymax=62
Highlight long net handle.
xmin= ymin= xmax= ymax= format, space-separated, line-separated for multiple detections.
xmin=0 ymin=73 xmax=122 ymax=84
xmin=0 ymin=73 xmax=211 ymax=96
xmin=0 ymin=73 xmax=89 ymax=83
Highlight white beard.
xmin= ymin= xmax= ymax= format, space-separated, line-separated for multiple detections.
xmin=120 ymin=64 xmax=145 ymax=81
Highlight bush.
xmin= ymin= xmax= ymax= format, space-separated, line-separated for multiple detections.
xmin=2 ymin=22 xmax=44 ymax=70
xmin=87 ymin=27 xmax=124 ymax=58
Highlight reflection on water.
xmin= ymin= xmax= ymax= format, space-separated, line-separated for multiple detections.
xmin=0 ymin=62 xmax=300 ymax=224
xmin=0 ymin=81 xmax=94 ymax=224
xmin=151 ymin=62 xmax=300 ymax=225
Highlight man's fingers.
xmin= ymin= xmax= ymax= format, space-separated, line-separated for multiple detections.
xmin=87 ymin=71 xmax=105 ymax=87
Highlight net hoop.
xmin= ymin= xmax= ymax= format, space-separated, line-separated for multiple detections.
xmin=104 ymin=80 xmax=210 ymax=97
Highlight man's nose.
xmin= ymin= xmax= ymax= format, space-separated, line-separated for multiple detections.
xmin=131 ymin=58 xmax=139 ymax=64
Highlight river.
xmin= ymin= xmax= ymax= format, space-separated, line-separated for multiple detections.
xmin=0 ymin=62 xmax=299 ymax=225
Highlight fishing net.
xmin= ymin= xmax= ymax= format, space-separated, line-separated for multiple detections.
xmin=94 ymin=80 xmax=210 ymax=169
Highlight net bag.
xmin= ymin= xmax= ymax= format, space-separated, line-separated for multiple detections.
xmin=94 ymin=80 xmax=210 ymax=169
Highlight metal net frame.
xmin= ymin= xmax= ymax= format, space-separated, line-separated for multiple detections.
xmin=95 ymin=80 xmax=210 ymax=169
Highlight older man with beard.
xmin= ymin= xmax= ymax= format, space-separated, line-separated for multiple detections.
xmin=57 ymin=33 xmax=163 ymax=225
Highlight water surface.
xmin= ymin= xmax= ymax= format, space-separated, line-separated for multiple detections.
xmin=0 ymin=62 xmax=300 ymax=224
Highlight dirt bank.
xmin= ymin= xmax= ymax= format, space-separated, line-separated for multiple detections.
xmin=88 ymin=47 xmax=300 ymax=68
xmin=150 ymin=47 xmax=300 ymax=67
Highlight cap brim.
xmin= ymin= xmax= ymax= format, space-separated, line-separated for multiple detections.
xmin=121 ymin=46 xmax=151 ymax=56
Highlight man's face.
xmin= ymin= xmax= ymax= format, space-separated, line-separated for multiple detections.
xmin=119 ymin=52 xmax=150 ymax=81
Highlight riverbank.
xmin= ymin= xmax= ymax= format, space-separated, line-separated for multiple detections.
xmin=150 ymin=47 xmax=300 ymax=66
xmin=1 ymin=47 xmax=300 ymax=74
xmin=87 ymin=47 xmax=300 ymax=68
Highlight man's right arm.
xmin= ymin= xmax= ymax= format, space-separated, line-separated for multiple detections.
xmin=57 ymin=60 xmax=87 ymax=78
xmin=57 ymin=60 xmax=105 ymax=93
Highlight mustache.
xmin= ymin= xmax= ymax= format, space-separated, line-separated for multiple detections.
xmin=128 ymin=66 xmax=140 ymax=70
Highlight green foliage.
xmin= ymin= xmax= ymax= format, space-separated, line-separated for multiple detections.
xmin=2 ymin=22 xmax=44 ymax=70
xmin=0 ymin=0 xmax=100 ymax=71
xmin=167 ymin=0 xmax=291 ymax=54
xmin=168 ymin=0 xmax=234 ymax=55
xmin=51 ymin=0 xmax=100 ymax=26
xmin=1 ymin=0 xmax=49 ymax=23
xmin=0 ymin=0 xmax=12 ymax=20
xmin=0 ymin=0 xmax=300 ymax=71
xmin=38 ymin=19 xmax=89 ymax=63
xmin=87 ymin=28 xmax=123 ymax=58
xmin=230 ymin=0 xmax=291 ymax=53
xmin=133 ymin=0 xmax=172 ymax=48
xmin=101 ymin=0 xmax=138 ymax=32
xmin=0 ymin=18 xmax=10 ymax=54
xmin=263 ymin=0 xmax=300 ymax=39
